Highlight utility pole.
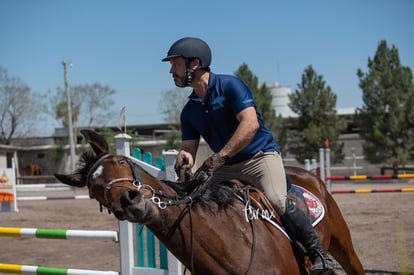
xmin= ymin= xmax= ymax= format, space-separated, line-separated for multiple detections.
xmin=62 ymin=61 xmax=76 ymax=172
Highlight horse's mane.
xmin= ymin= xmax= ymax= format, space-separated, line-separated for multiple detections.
xmin=165 ymin=179 xmax=238 ymax=211
xmin=198 ymin=180 xmax=239 ymax=209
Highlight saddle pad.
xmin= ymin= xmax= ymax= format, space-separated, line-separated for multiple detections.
xmin=290 ymin=184 xmax=325 ymax=227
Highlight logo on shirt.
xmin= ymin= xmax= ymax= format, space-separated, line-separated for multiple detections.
xmin=211 ymin=95 xmax=226 ymax=111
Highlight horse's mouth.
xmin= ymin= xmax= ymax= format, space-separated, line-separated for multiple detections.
xmin=112 ymin=189 xmax=158 ymax=223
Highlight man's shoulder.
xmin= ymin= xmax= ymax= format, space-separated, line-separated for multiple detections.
xmin=210 ymin=73 xmax=246 ymax=92
xmin=212 ymin=72 xmax=240 ymax=82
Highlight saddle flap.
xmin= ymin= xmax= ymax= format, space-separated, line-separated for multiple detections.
xmin=229 ymin=179 xmax=324 ymax=228
xmin=229 ymin=179 xmax=282 ymax=224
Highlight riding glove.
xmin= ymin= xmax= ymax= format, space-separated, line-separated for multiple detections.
xmin=197 ymin=153 xmax=228 ymax=177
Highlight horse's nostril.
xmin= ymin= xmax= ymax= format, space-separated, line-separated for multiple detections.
xmin=127 ymin=189 xmax=140 ymax=200
xmin=120 ymin=189 xmax=140 ymax=207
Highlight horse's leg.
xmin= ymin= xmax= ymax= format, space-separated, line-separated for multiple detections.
xmin=325 ymin=194 xmax=365 ymax=274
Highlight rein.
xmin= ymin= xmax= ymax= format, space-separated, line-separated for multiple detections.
xmin=241 ymin=186 xmax=256 ymax=275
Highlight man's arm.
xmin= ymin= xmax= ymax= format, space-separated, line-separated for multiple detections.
xmin=193 ymin=106 xmax=259 ymax=179
xmin=179 ymin=139 xmax=199 ymax=162
xmin=218 ymin=106 xmax=259 ymax=159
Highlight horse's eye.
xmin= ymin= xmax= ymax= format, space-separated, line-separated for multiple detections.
xmin=118 ymin=159 xmax=125 ymax=165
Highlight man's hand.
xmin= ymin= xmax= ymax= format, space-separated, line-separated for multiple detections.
xmin=175 ymin=150 xmax=194 ymax=181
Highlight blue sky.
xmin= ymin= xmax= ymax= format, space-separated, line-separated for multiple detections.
xmin=1 ymin=1 xmax=413 ymax=136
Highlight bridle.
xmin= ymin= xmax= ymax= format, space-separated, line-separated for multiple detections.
xmin=85 ymin=154 xmax=200 ymax=211
xmin=85 ymin=154 xmax=135 ymax=210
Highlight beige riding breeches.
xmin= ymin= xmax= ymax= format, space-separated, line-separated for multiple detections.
xmin=210 ymin=151 xmax=287 ymax=214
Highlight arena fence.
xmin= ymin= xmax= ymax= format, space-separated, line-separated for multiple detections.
xmin=132 ymin=148 xmax=169 ymax=270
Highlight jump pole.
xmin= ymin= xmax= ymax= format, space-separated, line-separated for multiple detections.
xmin=0 ymin=263 xmax=118 ymax=275
xmin=17 ymin=195 xmax=90 ymax=201
xmin=0 ymin=227 xmax=118 ymax=242
xmin=332 ymin=187 xmax=414 ymax=194
xmin=0 ymin=228 xmax=119 ymax=274
xmin=327 ymin=174 xmax=414 ymax=181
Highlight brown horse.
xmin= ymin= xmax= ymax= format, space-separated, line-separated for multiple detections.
xmin=24 ymin=163 xmax=42 ymax=176
xmin=55 ymin=130 xmax=364 ymax=275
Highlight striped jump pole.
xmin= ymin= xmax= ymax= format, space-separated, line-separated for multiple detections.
xmin=0 ymin=227 xmax=118 ymax=242
xmin=16 ymin=195 xmax=90 ymax=201
xmin=332 ymin=187 xmax=414 ymax=194
xmin=0 ymin=263 xmax=118 ymax=275
xmin=327 ymin=174 xmax=414 ymax=181
xmin=16 ymin=183 xmax=72 ymax=191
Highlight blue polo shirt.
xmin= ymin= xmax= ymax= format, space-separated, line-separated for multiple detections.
xmin=180 ymin=72 xmax=279 ymax=164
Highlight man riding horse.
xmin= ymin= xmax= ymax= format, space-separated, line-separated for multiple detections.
xmin=162 ymin=37 xmax=335 ymax=274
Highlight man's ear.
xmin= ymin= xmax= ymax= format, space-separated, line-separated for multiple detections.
xmin=191 ymin=58 xmax=201 ymax=70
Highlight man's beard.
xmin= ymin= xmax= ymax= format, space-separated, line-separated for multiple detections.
xmin=173 ymin=74 xmax=192 ymax=88
xmin=173 ymin=74 xmax=188 ymax=87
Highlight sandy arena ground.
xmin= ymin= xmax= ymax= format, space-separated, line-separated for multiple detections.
xmin=1 ymin=181 xmax=413 ymax=274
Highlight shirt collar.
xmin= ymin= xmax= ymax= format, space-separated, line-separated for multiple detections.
xmin=189 ymin=72 xmax=216 ymax=102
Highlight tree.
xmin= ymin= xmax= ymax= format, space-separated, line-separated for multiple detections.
xmin=164 ymin=126 xmax=182 ymax=150
xmin=74 ymin=83 xmax=116 ymax=127
xmin=288 ymin=65 xmax=346 ymax=163
xmin=234 ymin=63 xmax=287 ymax=153
xmin=52 ymin=97 xmax=80 ymax=129
xmin=356 ymin=40 xmax=414 ymax=173
xmin=48 ymin=82 xmax=116 ymax=130
xmin=0 ymin=66 xmax=44 ymax=144
xmin=159 ymin=88 xmax=190 ymax=124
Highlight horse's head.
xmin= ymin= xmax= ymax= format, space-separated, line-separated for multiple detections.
xmin=54 ymin=129 xmax=160 ymax=224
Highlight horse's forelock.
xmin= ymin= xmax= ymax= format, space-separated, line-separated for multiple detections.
xmin=77 ymin=151 xmax=101 ymax=180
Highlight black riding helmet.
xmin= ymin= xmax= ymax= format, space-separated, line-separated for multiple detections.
xmin=162 ymin=37 xmax=212 ymax=86
xmin=162 ymin=37 xmax=212 ymax=69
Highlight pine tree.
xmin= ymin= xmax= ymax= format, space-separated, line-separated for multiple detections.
xmin=288 ymin=65 xmax=346 ymax=163
xmin=234 ymin=63 xmax=287 ymax=154
xmin=356 ymin=40 xmax=414 ymax=173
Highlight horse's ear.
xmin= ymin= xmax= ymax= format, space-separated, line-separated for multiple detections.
xmin=81 ymin=129 xmax=109 ymax=155
xmin=54 ymin=173 xmax=86 ymax=188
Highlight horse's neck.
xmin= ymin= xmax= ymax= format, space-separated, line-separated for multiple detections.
xmin=145 ymin=205 xmax=197 ymax=268
xmin=146 ymin=201 xmax=252 ymax=274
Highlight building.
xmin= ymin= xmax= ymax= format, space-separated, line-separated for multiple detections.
xmin=268 ymin=82 xmax=297 ymax=118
